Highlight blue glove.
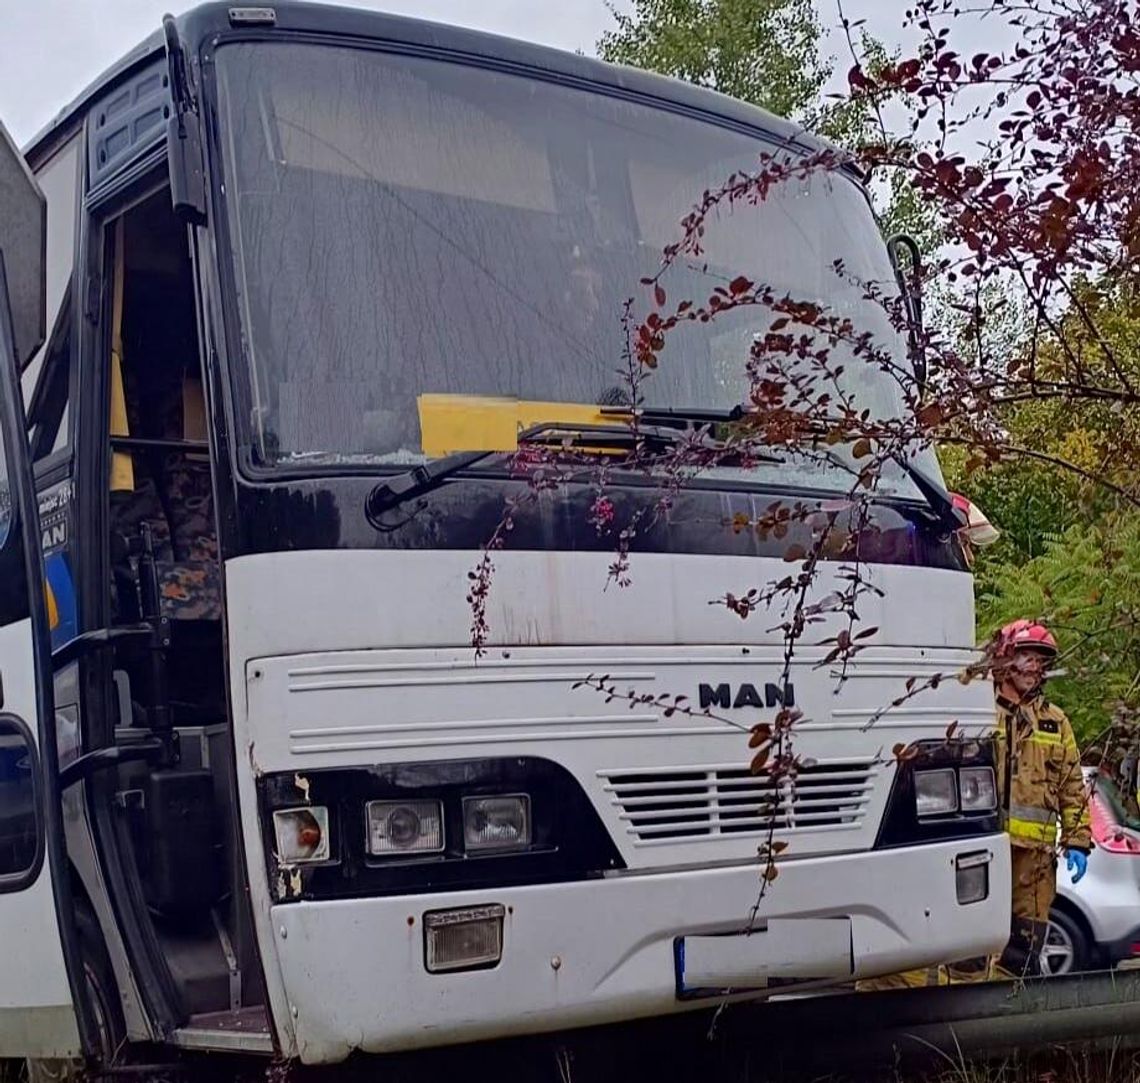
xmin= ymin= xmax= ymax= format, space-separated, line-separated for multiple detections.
xmin=1065 ymin=849 xmax=1088 ymax=884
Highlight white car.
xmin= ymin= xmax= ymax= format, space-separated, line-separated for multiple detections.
xmin=1043 ymin=768 xmax=1140 ymax=974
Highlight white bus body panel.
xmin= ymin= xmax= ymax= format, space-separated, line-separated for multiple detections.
xmin=0 ymin=621 xmax=80 ymax=1057
xmin=270 ymin=840 xmax=1009 ymax=1061
xmin=226 ymin=549 xmax=1007 ymax=1063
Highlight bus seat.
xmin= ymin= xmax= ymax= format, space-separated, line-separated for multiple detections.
xmin=157 ymin=558 xmax=222 ymax=621
xmin=110 ymin=474 xmax=175 ymax=622
xmin=110 ymin=474 xmax=175 ymax=561
xmin=165 ymin=455 xmax=215 ymax=564
xmin=157 ymin=556 xmax=220 ymax=622
xmin=159 ymin=377 xmax=220 ymax=621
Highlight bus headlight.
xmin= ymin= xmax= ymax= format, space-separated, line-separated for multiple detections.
xmin=367 ymin=799 xmax=444 ymax=856
xmin=463 ymin=794 xmax=531 ymax=852
xmin=273 ymin=806 xmax=331 ymax=863
xmin=959 ymin=767 xmax=997 ymax=812
xmin=915 ymin=769 xmax=958 ymax=817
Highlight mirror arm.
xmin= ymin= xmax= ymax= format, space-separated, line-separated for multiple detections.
xmin=59 ymin=740 xmax=167 ymax=790
xmin=886 ymin=233 xmax=928 ymax=397
xmin=51 ymin=624 xmax=153 ymax=670
xmin=163 ymin=14 xmax=207 ymax=225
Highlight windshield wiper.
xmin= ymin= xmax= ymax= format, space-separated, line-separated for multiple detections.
xmin=610 ymin=409 xmax=962 ymax=530
xmin=364 ymin=420 xmax=690 ymax=521
xmin=598 ymin=403 xmax=795 ymax=460
xmin=518 ymin=420 xmax=692 ymax=450
xmin=598 ymin=404 xmax=747 ymax=428
xmin=365 ymin=446 xmax=504 ymax=521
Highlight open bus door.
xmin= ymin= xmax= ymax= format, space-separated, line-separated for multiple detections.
xmin=0 ymin=120 xmax=85 ymax=1059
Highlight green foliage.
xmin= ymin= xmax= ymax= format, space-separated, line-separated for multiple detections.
xmin=878 ymin=168 xmax=943 ymax=259
xmin=597 ymin=0 xmax=828 ymax=121
xmin=941 ymin=446 xmax=1084 ymax=564
xmin=944 ymin=280 xmax=1140 ymax=744
xmin=976 ymin=517 xmax=1140 ymax=744
xmin=945 ymin=278 xmax=1140 ymax=563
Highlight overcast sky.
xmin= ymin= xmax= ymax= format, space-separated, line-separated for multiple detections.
xmin=1 ymin=0 xmax=1006 ymax=148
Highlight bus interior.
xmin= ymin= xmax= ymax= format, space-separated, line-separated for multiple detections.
xmin=103 ymin=184 xmax=265 ymax=1029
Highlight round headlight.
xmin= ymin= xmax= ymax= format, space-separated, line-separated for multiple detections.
xmin=387 ymin=805 xmax=423 ymax=849
xmin=366 ymin=799 xmax=444 ymax=856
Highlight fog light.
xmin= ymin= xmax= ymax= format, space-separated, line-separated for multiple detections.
xmin=424 ymin=904 xmax=505 ymax=972
xmin=959 ymin=767 xmax=997 ymax=811
xmin=463 ymin=794 xmax=531 ymax=852
xmin=956 ymin=851 xmax=990 ymax=905
xmin=273 ymin=806 xmax=330 ymax=863
xmin=367 ymin=799 xmax=444 ymax=856
xmin=915 ymin=768 xmax=958 ymax=817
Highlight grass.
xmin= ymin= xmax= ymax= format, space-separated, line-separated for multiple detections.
xmin=817 ymin=1045 xmax=1140 ymax=1083
xmin=6 ymin=1042 xmax=1140 ymax=1082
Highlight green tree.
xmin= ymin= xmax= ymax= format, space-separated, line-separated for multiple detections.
xmin=942 ymin=280 xmax=1140 ymax=742
xmin=597 ymin=0 xmax=828 ymax=121
xmin=975 ymin=518 xmax=1140 ymax=745
xmin=944 ymin=279 xmax=1140 ymax=567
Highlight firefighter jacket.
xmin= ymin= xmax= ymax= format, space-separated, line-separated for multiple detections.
xmin=994 ymin=693 xmax=1092 ymax=853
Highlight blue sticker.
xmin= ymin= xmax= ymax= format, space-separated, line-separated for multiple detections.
xmin=44 ymin=550 xmax=78 ymax=649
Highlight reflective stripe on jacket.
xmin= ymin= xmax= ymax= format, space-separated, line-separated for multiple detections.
xmin=994 ymin=694 xmax=1092 ymax=853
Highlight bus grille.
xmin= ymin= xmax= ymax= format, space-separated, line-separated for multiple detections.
xmin=599 ymin=760 xmax=878 ymax=842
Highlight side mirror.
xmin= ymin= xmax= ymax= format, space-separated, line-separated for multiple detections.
xmin=886 ymin=233 xmax=927 ymax=397
xmin=0 ymin=119 xmax=46 ymax=369
xmin=163 ymin=14 xmax=207 ymax=225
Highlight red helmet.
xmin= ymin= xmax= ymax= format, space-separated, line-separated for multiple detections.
xmin=998 ymin=619 xmax=1058 ymax=657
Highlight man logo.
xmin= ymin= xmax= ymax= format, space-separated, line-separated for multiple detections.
xmin=698 ymin=682 xmax=795 ymax=710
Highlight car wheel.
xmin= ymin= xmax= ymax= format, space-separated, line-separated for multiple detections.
xmin=1042 ymin=907 xmax=1091 ymax=975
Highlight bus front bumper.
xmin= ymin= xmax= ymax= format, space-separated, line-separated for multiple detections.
xmin=268 ymin=835 xmax=1011 ymax=1062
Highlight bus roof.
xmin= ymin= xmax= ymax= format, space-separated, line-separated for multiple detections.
xmin=25 ymin=1 xmax=844 ymax=168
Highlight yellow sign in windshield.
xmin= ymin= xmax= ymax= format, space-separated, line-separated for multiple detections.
xmin=417 ymin=394 xmax=625 ymax=457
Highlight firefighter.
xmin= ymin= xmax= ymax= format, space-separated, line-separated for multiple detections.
xmin=858 ymin=618 xmax=1091 ymax=991
xmin=990 ymin=618 xmax=1091 ymax=978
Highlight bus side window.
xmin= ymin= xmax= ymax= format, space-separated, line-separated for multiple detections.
xmin=111 ymin=191 xmax=219 ymax=626
xmin=0 ymin=717 xmax=41 ymax=887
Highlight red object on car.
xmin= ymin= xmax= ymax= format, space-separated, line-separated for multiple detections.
xmin=1090 ymin=787 xmax=1140 ymax=854
xmin=951 ymin=492 xmax=1001 ymax=548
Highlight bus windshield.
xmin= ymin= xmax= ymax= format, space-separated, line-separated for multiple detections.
xmin=215 ymin=41 xmax=933 ymax=496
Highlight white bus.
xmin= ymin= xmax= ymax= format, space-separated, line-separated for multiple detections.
xmin=0 ymin=2 xmax=1008 ymax=1071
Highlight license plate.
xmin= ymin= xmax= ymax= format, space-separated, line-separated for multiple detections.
xmin=675 ymin=918 xmax=852 ymax=998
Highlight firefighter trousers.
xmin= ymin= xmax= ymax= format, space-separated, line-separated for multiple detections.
xmin=995 ymin=845 xmax=1057 ymax=978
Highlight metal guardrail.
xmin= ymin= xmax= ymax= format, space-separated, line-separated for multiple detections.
xmin=332 ymin=971 xmax=1140 ymax=1080
xmin=47 ymin=971 xmax=1138 ymax=1080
